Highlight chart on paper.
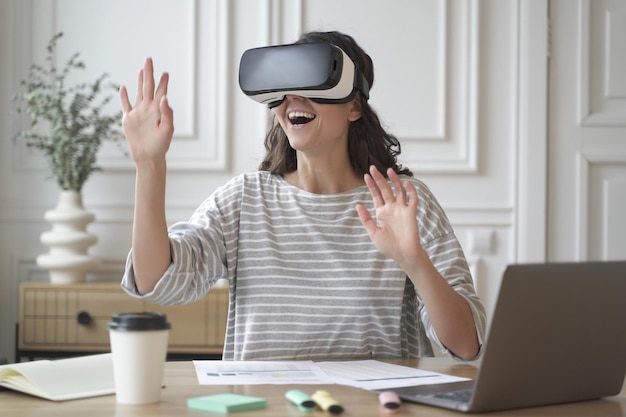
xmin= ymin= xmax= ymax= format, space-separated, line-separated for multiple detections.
xmin=193 ymin=360 xmax=333 ymax=384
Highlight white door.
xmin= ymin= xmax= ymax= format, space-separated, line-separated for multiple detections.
xmin=549 ymin=0 xmax=626 ymax=261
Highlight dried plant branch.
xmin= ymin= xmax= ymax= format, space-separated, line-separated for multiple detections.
xmin=12 ymin=32 xmax=126 ymax=192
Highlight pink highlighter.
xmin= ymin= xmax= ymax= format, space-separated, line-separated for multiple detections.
xmin=378 ymin=391 xmax=401 ymax=414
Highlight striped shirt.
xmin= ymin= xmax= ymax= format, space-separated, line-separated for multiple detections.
xmin=121 ymin=171 xmax=486 ymax=360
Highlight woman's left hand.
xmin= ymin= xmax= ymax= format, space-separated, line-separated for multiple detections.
xmin=356 ymin=165 xmax=422 ymax=269
xmin=357 ymin=165 xmax=481 ymax=360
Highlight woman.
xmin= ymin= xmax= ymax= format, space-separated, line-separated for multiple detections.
xmin=119 ymin=31 xmax=486 ymax=361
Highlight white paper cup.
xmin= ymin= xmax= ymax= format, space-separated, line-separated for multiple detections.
xmin=108 ymin=312 xmax=171 ymax=404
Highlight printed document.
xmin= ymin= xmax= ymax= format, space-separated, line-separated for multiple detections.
xmin=317 ymin=359 xmax=469 ymax=390
xmin=193 ymin=359 xmax=467 ymax=389
xmin=193 ymin=360 xmax=333 ymax=384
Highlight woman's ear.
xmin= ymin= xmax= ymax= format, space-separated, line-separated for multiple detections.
xmin=348 ymin=96 xmax=362 ymax=122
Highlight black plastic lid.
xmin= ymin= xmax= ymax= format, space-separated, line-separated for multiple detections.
xmin=108 ymin=312 xmax=171 ymax=331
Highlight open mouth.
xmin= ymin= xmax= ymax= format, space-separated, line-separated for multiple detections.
xmin=288 ymin=111 xmax=316 ymax=126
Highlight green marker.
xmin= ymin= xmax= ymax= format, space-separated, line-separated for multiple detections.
xmin=285 ymin=389 xmax=317 ymax=412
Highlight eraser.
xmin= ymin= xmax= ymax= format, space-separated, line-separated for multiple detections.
xmin=378 ymin=391 xmax=401 ymax=414
xmin=187 ymin=393 xmax=267 ymax=413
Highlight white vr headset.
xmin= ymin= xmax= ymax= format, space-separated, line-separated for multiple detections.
xmin=238 ymin=42 xmax=370 ymax=108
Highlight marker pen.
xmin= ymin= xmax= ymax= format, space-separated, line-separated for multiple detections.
xmin=285 ymin=389 xmax=316 ymax=412
xmin=312 ymin=390 xmax=344 ymax=415
xmin=378 ymin=391 xmax=401 ymax=414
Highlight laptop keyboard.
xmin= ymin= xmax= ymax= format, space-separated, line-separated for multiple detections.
xmin=431 ymin=389 xmax=473 ymax=403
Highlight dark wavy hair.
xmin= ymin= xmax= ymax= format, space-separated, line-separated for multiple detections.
xmin=258 ymin=30 xmax=413 ymax=178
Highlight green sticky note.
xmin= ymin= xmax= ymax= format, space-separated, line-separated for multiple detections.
xmin=187 ymin=393 xmax=267 ymax=413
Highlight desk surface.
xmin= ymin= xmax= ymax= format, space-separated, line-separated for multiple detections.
xmin=1 ymin=357 xmax=624 ymax=416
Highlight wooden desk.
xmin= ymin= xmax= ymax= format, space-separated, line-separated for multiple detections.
xmin=1 ymin=358 xmax=624 ymax=416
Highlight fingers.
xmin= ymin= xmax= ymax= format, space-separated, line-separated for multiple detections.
xmin=404 ymin=179 xmax=419 ymax=209
xmin=119 ymin=85 xmax=131 ymax=114
xmin=128 ymin=58 xmax=169 ymax=110
xmin=364 ymin=170 xmax=384 ymax=208
xmin=366 ymin=166 xmax=409 ymax=207
xmin=387 ymin=169 xmax=406 ymax=205
xmin=159 ymin=96 xmax=174 ymax=134
xmin=135 ymin=67 xmax=144 ymax=106
xmin=355 ymin=204 xmax=377 ymax=237
xmin=155 ymin=72 xmax=169 ymax=101
xmin=366 ymin=166 xmax=393 ymax=208
xmin=142 ymin=57 xmax=155 ymax=101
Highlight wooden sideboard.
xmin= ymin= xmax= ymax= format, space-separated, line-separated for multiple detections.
xmin=17 ymin=282 xmax=229 ymax=361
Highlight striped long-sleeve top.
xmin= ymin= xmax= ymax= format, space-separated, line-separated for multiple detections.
xmin=121 ymin=171 xmax=486 ymax=361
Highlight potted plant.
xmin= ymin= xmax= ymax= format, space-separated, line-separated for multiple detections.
xmin=12 ymin=32 xmax=125 ymax=283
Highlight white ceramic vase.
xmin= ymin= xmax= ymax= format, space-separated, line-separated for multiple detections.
xmin=36 ymin=190 xmax=99 ymax=284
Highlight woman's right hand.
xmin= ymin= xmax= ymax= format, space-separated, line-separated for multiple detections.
xmin=119 ymin=57 xmax=174 ymax=165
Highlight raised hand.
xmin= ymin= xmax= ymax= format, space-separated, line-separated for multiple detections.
xmin=356 ymin=165 xmax=422 ymax=269
xmin=119 ymin=57 xmax=174 ymax=164
xmin=358 ymin=166 xmax=481 ymax=360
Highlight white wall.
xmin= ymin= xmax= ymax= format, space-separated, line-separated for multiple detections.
xmin=0 ymin=0 xmax=541 ymax=362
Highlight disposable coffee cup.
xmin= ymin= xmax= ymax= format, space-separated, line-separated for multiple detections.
xmin=108 ymin=312 xmax=171 ymax=404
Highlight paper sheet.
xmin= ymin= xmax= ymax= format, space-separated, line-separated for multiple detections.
xmin=192 ymin=360 xmax=333 ymax=384
xmin=317 ymin=359 xmax=469 ymax=390
xmin=192 ymin=359 xmax=468 ymax=390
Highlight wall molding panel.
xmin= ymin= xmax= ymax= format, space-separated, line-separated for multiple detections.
xmin=578 ymin=0 xmax=626 ymax=126
xmin=12 ymin=0 xmax=230 ymax=173
xmin=263 ymin=0 xmax=481 ymax=174
xmin=576 ymin=152 xmax=626 ymax=260
xmin=401 ymin=0 xmax=480 ymax=174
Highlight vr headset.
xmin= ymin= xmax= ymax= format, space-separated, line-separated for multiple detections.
xmin=238 ymin=42 xmax=370 ymax=108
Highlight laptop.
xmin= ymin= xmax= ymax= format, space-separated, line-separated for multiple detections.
xmin=383 ymin=261 xmax=626 ymax=413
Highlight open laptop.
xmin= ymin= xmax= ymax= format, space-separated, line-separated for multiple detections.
xmin=384 ymin=260 xmax=626 ymax=413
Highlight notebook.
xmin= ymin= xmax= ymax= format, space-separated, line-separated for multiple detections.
xmin=0 ymin=353 xmax=114 ymax=401
xmin=383 ymin=260 xmax=626 ymax=413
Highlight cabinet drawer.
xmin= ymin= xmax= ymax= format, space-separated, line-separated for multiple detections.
xmin=149 ymin=302 xmax=206 ymax=346
xmin=19 ymin=282 xmax=229 ymax=356
xmin=22 ymin=287 xmax=142 ymax=318
xmin=22 ymin=317 xmax=112 ymax=345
